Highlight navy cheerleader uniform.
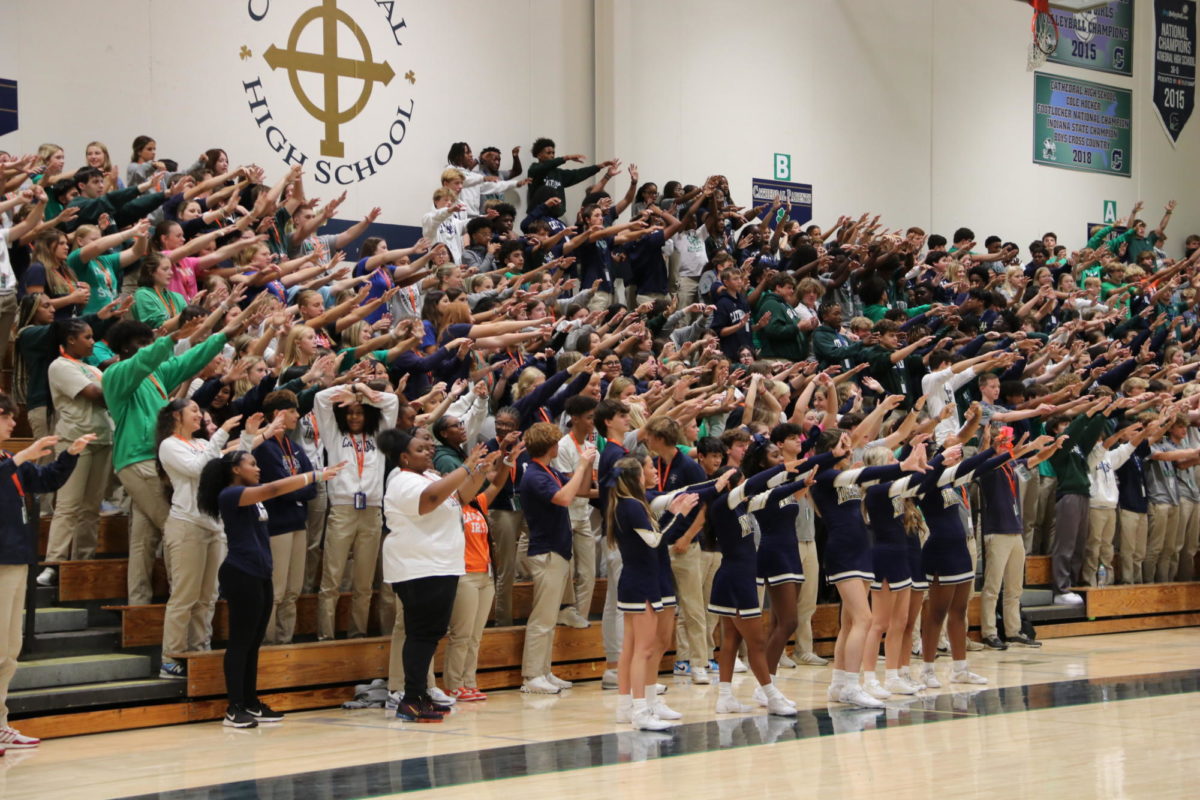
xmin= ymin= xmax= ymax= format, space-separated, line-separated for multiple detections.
xmin=612 ymin=496 xmax=691 ymax=612
xmin=752 ymin=473 xmax=811 ymax=586
xmin=916 ymin=449 xmax=1010 ymax=585
xmin=645 ymin=488 xmax=680 ymax=607
xmin=863 ymin=476 xmax=922 ymax=591
xmin=810 ymin=463 xmax=907 ymax=583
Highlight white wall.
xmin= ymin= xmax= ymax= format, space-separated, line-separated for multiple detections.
xmin=0 ymin=0 xmax=1197 ymax=251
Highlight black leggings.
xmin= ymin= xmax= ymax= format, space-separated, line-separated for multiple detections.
xmin=392 ymin=575 xmax=459 ymax=698
xmin=220 ymin=562 xmax=273 ymax=709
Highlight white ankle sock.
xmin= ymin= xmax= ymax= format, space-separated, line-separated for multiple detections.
xmin=617 ymin=694 xmax=632 ymax=710
xmin=631 ymin=697 xmax=648 ymax=714
xmin=831 ymin=669 xmax=846 ymax=687
xmin=863 ymin=671 xmax=879 ymax=684
xmin=921 ymin=662 xmax=935 ymax=673
xmin=644 ymin=685 xmax=657 ymax=701
xmin=762 ymin=681 xmax=784 ymax=700
xmin=952 ymin=660 xmax=967 ymax=673
xmin=885 ymin=669 xmax=899 ymax=681
xmin=718 ymin=681 xmax=733 ymax=696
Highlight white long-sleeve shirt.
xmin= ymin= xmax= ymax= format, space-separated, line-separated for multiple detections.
xmin=420 ymin=204 xmax=467 ymax=263
xmin=450 ymin=164 xmax=523 ymax=216
xmin=922 ymin=365 xmax=978 ymax=445
xmin=1088 ymin=442 xmax=1135 ymax=509
xmin=158 ymin=429 xmax=230 ymax=531
xmin=314 ymin=387 xmax=399 ymax=507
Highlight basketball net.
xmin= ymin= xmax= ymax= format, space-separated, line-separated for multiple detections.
xmin=1026 ymin=0 xmax=1053 ymax=71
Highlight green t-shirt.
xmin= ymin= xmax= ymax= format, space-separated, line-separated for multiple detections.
xmin=132 ymin=286 xmax=186 ymax=329
xmin=68 ymin=248 xmax=123 ymax=315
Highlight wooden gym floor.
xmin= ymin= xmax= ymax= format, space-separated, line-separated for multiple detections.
xmin=2 ymin=628 xmax=1197 ymax=799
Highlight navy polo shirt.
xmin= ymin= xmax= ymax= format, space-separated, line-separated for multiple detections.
xmin=218 ymin=486 xmax=273 ymax=579
xmin=519 ymin=461 xmax=573 ymax=560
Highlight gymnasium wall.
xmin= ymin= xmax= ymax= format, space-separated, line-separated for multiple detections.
xmin=1 ymin=0 xmax=1197 ymax=251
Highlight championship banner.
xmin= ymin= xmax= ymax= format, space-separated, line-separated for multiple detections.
xmin=1033 ymin=73 xmax=1132 ymax=177
xmin=1153 ymin=0 xmax=1197 ymax=144
xmin=1048 ymin=1 xmax=1134 ymax=76
xmin=749 ymin=179 xmax=814 ymax=225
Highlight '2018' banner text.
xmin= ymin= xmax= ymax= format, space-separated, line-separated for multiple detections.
xmin=1033 ymin=73 xmax=1132 ymax=177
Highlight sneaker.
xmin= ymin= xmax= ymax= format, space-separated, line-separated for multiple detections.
xmin=394 ymin=696 xmax=444 ymax=723
xmin=966 ymin=638 xmax=984 ymax=652
xmin=981 ymin=635 xmax=1008 ymax=651
xmin=632 ymin=708 xmax=672 ymax=731
xmin=615 ymin=703 xmax=632 ymax=724
xmin=602 ymin=669 xmax=619 ymax=690
xmin=557 ymin=608 xmax=590 ymax=629
xmin=911 ymin=639 xmax=922 ymax=657
xmin=733 ymin=657 xmax=748 ymax=673
xmin=862 ymin=679 xmax=891 ymax=700
xmin=884 ymin=676 xmax=919 ymax=695
xmin=1054 ymin=591 xmax=1083 ymax=605
xmin=654 ymin=682 xmax=668 ymax=695
xmin=691 ymin=665 xmax=711 ymax=685
xmin=222 ymin=706 xmax=258 ymax=729
xmin=673 ymin=661 xmax=691 ymax=676
xmin=99 ymin=501 xmax=122 ymax=516
xmin=950 ymin=669 xmax=988 ymax=685
xmin=545 ymin=673 xmax=573 ymax=690
xmin=715 ymin=695 xmax=755 ymax=714
xmin=827 ymin=681 xmax=843 ymax=702
xmin=159 ymin=660 xmax=187 ymax=680
xmin=708 ymin=659 xmax=720 ymax=672
xmin=0 ymin=727 xmax=39 ymax=748
xmin=450 ymin=687 xmax=479 ymax=701
xmin=246 ymin=703 xmax=284 ymax=723
xmin=899 ymin=666 xmax=913 ymax=682
xmin=1008 ymin=633 xmax=1042 ymax=648
xmin=797 ymin=652 xmax=828 ymax=666
xmin=919 ymin=668 xmax=942 ymax=689
xmin=838 ymin=685 xmax=885 ymax=708
xmin=426 ymin=695 xmax=453 ymax=715
xmin=35 ymin=567 xmax=56 ymax=587
xmin=767 ymin=694 xmax=798 ymax=716
xmin=652 ymin=699 xmax=683 ymax=720
xmin=428 ymin=686 xmax=457 ymax=706
xmin=778 ymin=653 xmax=797 ymax=669
xmin=464 ymin=687 xmax=487 ymax=701
xmin=521 ymin=675 xmax=560 ymax=694
xmin=385 ymin=690 xmax=402 ymax=710
xmin=753 ymin=685 xmax=796 ymax=708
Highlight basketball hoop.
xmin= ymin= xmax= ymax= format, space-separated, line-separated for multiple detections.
xmin=1027 ymin=0 xmax=1059 ymax=71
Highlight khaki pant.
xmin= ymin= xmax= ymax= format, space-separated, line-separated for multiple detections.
xmin=1117 ymin=509 xmax=1148 ymax=584
xmin=521 ymin=552 xmax=569 ymax=679
xmin=0 ymin=292 xmax=17 ymax=373
xmin=701 ymin=550 xmax=721 ymax=656
xmin=161 ymin=516 xmax=221 ymax=656
xmin=794 ymin=540 xmax=819 ymax=656
xmin=45 ymin=442 xmax=112 ymax=561
xmin=602 ymin=544 xmax=623 ymax=662
xmin=302 ymin=482 xmax=327 ymax=593
xmin=670 ymin=542 xmax=707 ymax=664
xmin=1175 ymin=498 xmax=1200 ymax=581
xmin=118 ymin=460 xmax=170 ymax=605
xmin=318 ymin=505 xmax=380 ymax=639
xmin=265 ymin=531 xmax=306 ymax=644
xmin=561 ymin=511 xmax=597 ymax=617
xmin=0 ymin=564 xmax=26 ymax=727
xmin=385 ymin=589 xmax=436 ymax=693
xmin=488 ymin=508 xmax=527 ymax=626
xmin=1023 ymin=473 xmax=1057 ymax=555
xmin=1082 ymin=507 xmax=1118 ymax=586
xmin=27 ymin=406 xmax=54 ymax=512
xmin=1147 ymin=502 xmax=1180 ymax=583
xmin=981 ymin=534 xmax=1025 ymax=639
xmin=587 ymin=290 xmax=613 ymax=313
xmin=677 ymin=275 xmax=701 ymax=310
xmin=445 ymin=572 xmax=495 ymax=690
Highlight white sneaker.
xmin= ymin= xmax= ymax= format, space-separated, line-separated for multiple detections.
xmin=385 ymin=690 xmax=402 ymax=710
xmin=862 ymin=679 xmax=891 ymax=700
xmin=838 ymin=685 xmax=885 ymax=708
xmin=966 ymin=638 xmax=984 ymax=652
xmin=827 ymin=681 xmax=843 ymax=702
xmin=602 ymin=669 xmax=619 ymax=690
xmin=1054 ymin=591 xmax=1084 ymax=605
xmin=0 ymin=726 xmax=39 ymax=748
xmin=545 ymin=673 xmax=573 ymax=690
xmin=428 ymin=686 xmax=457 ymax=705
xmin=884 ymin=676 xmax=919 ymax=695
xmin=778 ymin=653 xmax=797 ymax=669
xmin=753 ymin=685 xmax=796 ymax=708
xmin=691 ymin=665 xmax=711 ymax=685
xmin=652 ymin=700 xmax=682 ymax=720
xmin=733 ymin=657 xmax=748 ymax=673
xmin=35 ymin=567 xmax=56 ymax=587
xmin=615 ymin=703 xmax=632 ymax=724
xmin=899 ymin=666 xmax=913 ymax=681
xmin=654 ymin=682 xmax=668 ymax=695
xmin=911 ymin=639 xmax=922 ymax=657
xmin=557 ymin=608 xmax=590 ymax=628
xmin=919 ymin=668 xmax=942 ymax=689
xmin=950 ymin=669 xmax=988 ymax=685
xmin=632 ymin=708 xmax=672 ymax=731
xmin=766 ymin=694 xmax=798 ymax=716
xmin=715 ymin=695 xmax=755 ymax=714
xmin=798 ymin=652 xmax=828 ymax=666
xmin=521 ymin=676 xmax=560 ymax=694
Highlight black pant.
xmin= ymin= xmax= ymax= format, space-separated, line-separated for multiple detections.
xmin=392 ymin=575 xmax=459 ymax=698
xmin=220 ymin=562 xmax=273 ymax=709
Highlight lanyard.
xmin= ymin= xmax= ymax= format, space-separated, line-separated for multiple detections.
xmin=537 ymin=408 xmax=551 ymax=424
xmin=308 ymin=412 xmax=320 ymax=446
xmin=148 ymin=374 xmax=168 ymax=400
xmin=657 ymin=453 xmax=673 ymax=493
xmin=172 ymin=434 xmax=206 ymax=452
xmin=1000 ymin=461 xmax=1017 ymax=499
xmin=349 ymin=433 xmax=367 ymax=478
xmin=1 ymin=453 xmax=24 ymax=499
xmin=278 ymin=434 xmax=298 ymax=475
xmin=59 ymin=349 xmax=101 ymax=382
xmin=536 ymin=461 xmax=563 ymax=489
xmin=155 ymin=287 xmax=179 ymax=317
xmin=569 ymin=432 xmax=585 ymax=457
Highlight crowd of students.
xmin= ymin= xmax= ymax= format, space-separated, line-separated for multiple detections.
xmin=0 ymin=133 xmax=1196 ymax=738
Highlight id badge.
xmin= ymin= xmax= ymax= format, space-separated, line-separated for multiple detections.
xmin=19 ymin=503 xmax=27 ymax=526
xmin=512 ymin=495 xmax=522 ymax=512
xmin=354 ymin=492 xmax=367 ymax=510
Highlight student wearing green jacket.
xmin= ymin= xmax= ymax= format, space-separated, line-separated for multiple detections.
xmin=1046 ymin=397 xmax=1114 ymax=604
xmin=62 ymin=166 xmax=167 ymax=234
xmin=753 ymin=274 xmax=807 ymax=360
xmin=525 ymin=138 xmax=615 ymax=217
xmin=862 ymin=320 xmax=933 ymax=407
xmin=1109 ymin=200 xmax=1176 ymax=264
xmin=103 ymin=299 xmax=251 ymax=604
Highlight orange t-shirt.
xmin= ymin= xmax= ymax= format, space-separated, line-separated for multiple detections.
xmin=463 ymin=501 xmax=491 ymax=574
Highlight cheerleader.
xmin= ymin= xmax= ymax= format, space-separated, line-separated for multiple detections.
xmin=808 ymin=430 xmax=926 ymax=708
xmin=607 ymin=455 xmax=702 ymax=731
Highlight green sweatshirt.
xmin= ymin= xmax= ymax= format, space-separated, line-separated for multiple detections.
xmin=1047 ymin=412 xmax=1108 ymax=496
xmin=104 ymin=332 xmax=227 ymax=472
xmin=526 ymin=157 xmax=602 ymax=216
xmin=132 ymin=287 xmax=186 ymax=330
xmin=754 ymin=290 xmax=806 ymax=360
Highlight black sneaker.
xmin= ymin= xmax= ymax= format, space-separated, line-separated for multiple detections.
xmin=981 ymin=635 xmax=1008 ymax=651
xmin=223 ymin=706 xmax=258 ymax=728
xmin=395 ymin=695 xmax=443 ymax=723
xmin=246 ymin=703 xmax=284 ymax=723
xmin=1007 ymin=633 xmax=1042 ymax=648
xmin=422 ymin=694 xmax=452 ymax=716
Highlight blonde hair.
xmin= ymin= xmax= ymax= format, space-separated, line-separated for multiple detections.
xmin=278 ymin=325 xmax=316 ymax=370
xmin=35 ymin=143 xmax=63 ymax=170
xmin=31 ymin=230 xmax=75 ymax=295
xmin=513 ymin=367 xmax=545 ymax=401
xmin=85 ymin=141 xmax=114 ymax=172
xmin=233 ymin=356 xmax=264 ymax=397
xmin=235 ymin=242 xmax=267 ymax=267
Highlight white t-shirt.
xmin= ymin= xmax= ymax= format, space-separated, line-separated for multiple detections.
xmin=552 ymin=430 xmax=596 ymax=524
xmin=382 ymin=468 xmax=465 ymax=583
xmin=665 ymin=227 xmax=709 ymax=278
xmin=0 ymin=227 xmax=15 ymax=293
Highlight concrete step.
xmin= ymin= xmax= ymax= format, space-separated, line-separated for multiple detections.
xmin=1021 ymin=588 xmax=1054 ymax=607
xmin=1025 ymin=603 xmax=1088 ymax=624
xmin=11 ymin=653 xmax=151 ymax=691
xmin=28 ymin=627 xmax=120 ymax=657
xmin=7 ymin=678 xmax=186 ymax=717
xmin=21 ymin=607 xmax=88 ymax=634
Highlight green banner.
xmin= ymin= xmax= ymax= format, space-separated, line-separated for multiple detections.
xmin=1033 ymin=72 xmax=1132 ymax=177
xmin=1047 ymin=1 xmax=1134 ymax=76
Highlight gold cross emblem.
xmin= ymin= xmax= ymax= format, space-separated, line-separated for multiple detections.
xmin=263 ymin=0 xmax=395 ymax=158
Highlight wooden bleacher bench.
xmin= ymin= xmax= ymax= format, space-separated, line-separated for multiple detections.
xmin=55 ymin=558 xmax=169 ymax=602
xmin=1025 ymin=555 xmax=1051 ymax=585
xmin=37 ymin=515 xmax=129 ymax=558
